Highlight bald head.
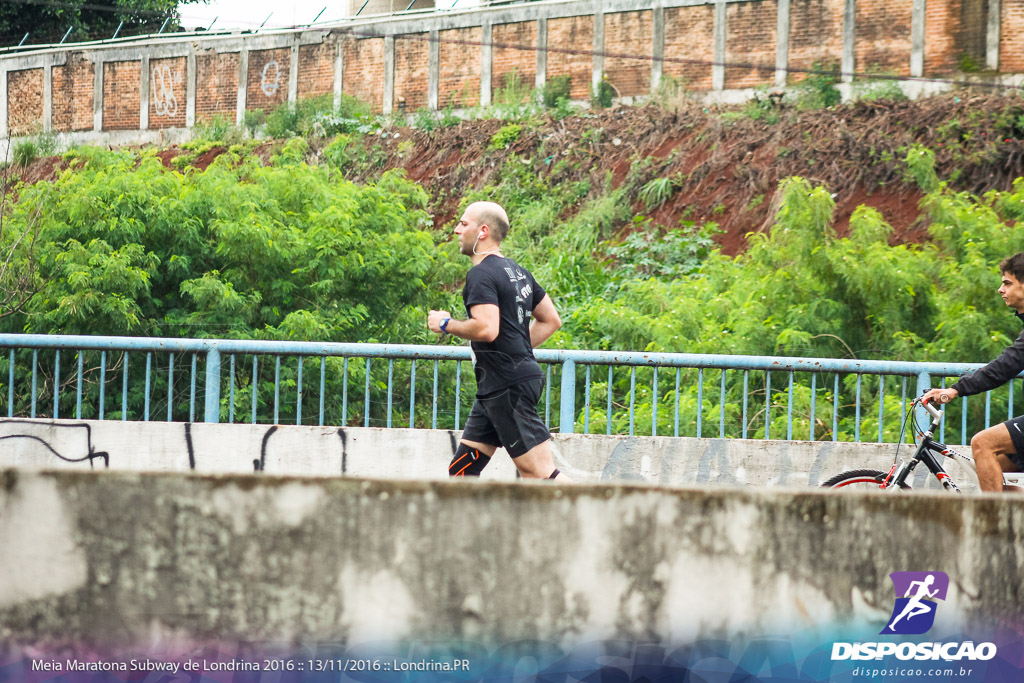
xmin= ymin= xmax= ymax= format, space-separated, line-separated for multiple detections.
xmin=466 ymin=201 xmax=510 ymax=243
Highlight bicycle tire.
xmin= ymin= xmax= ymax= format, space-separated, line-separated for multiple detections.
xmin=820 ymin=468 xmax=912 ymax=491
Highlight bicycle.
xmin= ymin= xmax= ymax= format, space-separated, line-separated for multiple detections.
xmin=820 ymin=397 xmax=1024 ymax=492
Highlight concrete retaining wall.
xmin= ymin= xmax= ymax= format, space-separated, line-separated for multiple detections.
xmin=0 ymin=418 xmax=977 ymax=490
xmin=0 ymin=468 xmax=1019 ymax=652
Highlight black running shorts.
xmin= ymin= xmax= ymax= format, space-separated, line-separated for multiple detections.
xmin=460 ymin=378 xmax=551 ymax=458
xmin=1003 ymin=415 xmax=1024 ymax=470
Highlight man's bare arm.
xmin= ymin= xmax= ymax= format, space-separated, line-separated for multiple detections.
xmin=427 ymin=304 xmax=500 ymax=342
xmin=530 ymin=294 xmax=561 ymax=348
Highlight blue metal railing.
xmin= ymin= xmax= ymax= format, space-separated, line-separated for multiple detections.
xmin=0 ymin=333 xmax=1016 ymax=444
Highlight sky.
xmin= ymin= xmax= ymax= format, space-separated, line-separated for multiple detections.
xmin=177 ymin=0 xmax=351 ymax=32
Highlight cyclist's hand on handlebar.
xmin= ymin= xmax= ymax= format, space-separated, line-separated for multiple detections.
xmin=921 ymin=387 xmax=959 ymax=405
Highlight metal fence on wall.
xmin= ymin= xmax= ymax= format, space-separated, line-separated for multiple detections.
xmin=1 ymin=333 xmax=1018 ymax=445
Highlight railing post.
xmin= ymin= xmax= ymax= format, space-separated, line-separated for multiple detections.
xmin=205 ymin=348 xmax=221 ymax=423
xmin=560 ymin=359 xmax=575 ymax=434
xmin=915 ymin=371 xmax=931 ymax=433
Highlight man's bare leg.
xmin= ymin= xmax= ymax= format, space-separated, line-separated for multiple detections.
xmin=512 ymin=440 xmax=571 ymax=481
xmin=970 ymin=425 xmax=1015 ymax=492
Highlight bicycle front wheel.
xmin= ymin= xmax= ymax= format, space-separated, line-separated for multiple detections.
xmin=821 ymin=469 xmax=911 ymax=491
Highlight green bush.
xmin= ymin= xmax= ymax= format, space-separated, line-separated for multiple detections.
xmin=591 ymin=76 xmax=615 ymax=109
xmin=542 ymin=75 xmax=572 ymax=109
xmin=489 ymin=124 xmax=523 ymax=150
xmin=795 ymin=62 xmax=842 ymax=110
xmin=12 ymin=140 xmax=39 ymax=167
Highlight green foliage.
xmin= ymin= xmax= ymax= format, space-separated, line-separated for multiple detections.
xmin=851 ymin=78 xmax=909 ymax=102
xmin=412 ymin=99 xmax=462 ymax=131
xmin=542 ymin=75 xmax=572 ymax=109
xmin=12 ymin=140 xmax=39 ymax=168
xmin=591 ymin=76 xmax=615 ymax=109
xmin=606 ymin=219 xmax=719 ymax=281
xmin=795 ymin=63 xmax=843 ymax=110
xmin=489 ymin=69 xmax=541 ymax=121
xmin=193 ymin=115 xmax=244 ymax=145
xmin=638 ymin=176 xmax=678 ymax=209
xmin=1 ymin=147 xmax=435 ymax=342
xmin=958 ymin=54 xmax=982 ymax=73
xmin=651 ymin=74 xmax=688 ymax=114
xmin=0 ymin=0 xmax=202 ymax=46
xmin=489 ymin=124 xmax=523 ymax=150
xmin=903 ymin=143 xmax=940 ymax=192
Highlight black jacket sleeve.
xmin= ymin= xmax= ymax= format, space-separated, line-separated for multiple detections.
xmin=951 ymin=323 xmax=1024 ymax=397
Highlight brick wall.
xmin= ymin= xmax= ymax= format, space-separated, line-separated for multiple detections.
xmin=394 ymin=34 xmax=430 ymax=112
xmin=149 ymin=57 xmax=186 ymax=129
xmin=664 ymin=5 xmax=715 ymax=90
xmin=8 ymin=69 xmax=44 ymax=135
xmin=439 ymin=27 xmax=481 ymax=107
xmin=492 ymin=21 xmax=537 ymax=96
xmin=102 ymin=61 xmax=140 ymax=130
xmin=547 ymin=16 xmax=593 ymax=99
xmin=52 ymin=55 xmax=94 ymax=132
xmin=342 ymin=36 xmax=385 ymax=113
xmin=923 ymin=0 xmax=959 ymax=74
xmin=297 ymin=42 xmax=336 ymax=100
xmin=195 ymin=51 xmax=239 ymax=124
xmin=604 ymin=10 xmax=653 ymax=97
xmin=246 ymin=48 xmax=290 ymax=113
xmin=1002 ymin=0 xmax=1024 ymax=72
xmin=725 ymin=0 xmax=777 ymax=89
xmin=788 ymin=0 xmax=844 ymax=82
xmin=856 ymin=0 xmax=912 ymax=76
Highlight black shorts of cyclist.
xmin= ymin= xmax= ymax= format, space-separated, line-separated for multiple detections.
xmin=1002 ymin=415 xmax=1024 ymax=470
xmin=460 ymin=378 xmax=550 ymax=459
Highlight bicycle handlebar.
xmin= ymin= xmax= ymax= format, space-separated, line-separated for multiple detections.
xmin=917 ymin=398 xmax=943 ymax=421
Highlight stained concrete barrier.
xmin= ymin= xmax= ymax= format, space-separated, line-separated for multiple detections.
xmin=0 ymin=468 xmax=1020 ymax=653
xmin=0 ymin=418 xmax=978 ymax=490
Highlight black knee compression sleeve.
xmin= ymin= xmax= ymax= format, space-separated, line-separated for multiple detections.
xmin=449 ymin=443 xmax=491 ymax=477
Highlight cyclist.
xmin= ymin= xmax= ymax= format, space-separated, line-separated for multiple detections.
xmin=922 ymin=252 xmax=1024 ymax=493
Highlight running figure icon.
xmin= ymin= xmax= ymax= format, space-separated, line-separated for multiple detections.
xmin=888 ymin=574 xmax=939 ymax=631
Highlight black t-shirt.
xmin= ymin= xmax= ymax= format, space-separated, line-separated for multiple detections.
xmin=462 ymin=255 xmax=546 ymax=396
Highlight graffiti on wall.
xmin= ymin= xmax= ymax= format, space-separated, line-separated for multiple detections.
xmin=0 ymin=420 xmax=347 ymax=474
xmin=0 ymin=420 xmax=109 ymax=467
xmin=260 ymin=60 xmax=281 ymax=97
xmin=151 ymin=63 xmax=182 ymax=118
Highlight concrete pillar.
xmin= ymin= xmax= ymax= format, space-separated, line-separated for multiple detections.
xmin=288 ymin=39 xmax=299 ymax=108
xmin=910 ymin=0 xmax=925 ymax=78
xmin=428 ymin=29 xmax=439 ymax=110
xmin=383 ymin=35 xmax=395 ymax=115
xmin=775 ymin=0 xmax=791 ymax=87
xmin=842 ymin=0 xmax=855 ymax=82
xmin=236 ymin=48 xmax=248 ymax=125
xmin=593 ymin=1 xmax=605 ymax=93
xmin=0 ymin=69 xmax=7 ymax=138
xmin=42 ymin=57 xmax=53 ymax=133
xmin=333 ymin=36 xmax=344 ymax=110
xmin=651 ymin=0 xmax=665 ymax=89
xmin=140 ymin=56 xmax=150 ymax=130
xmin=713 ymin=0 xmax=726 ymax=91
xmin=481 ymin=20 xmax=492 ymax=107
xmin=987 ymin=0 xmax=1001 ymax=71
xmin=536 ymin=17 xmax=548 ymax=94
xmin=93 ymin=60 xmax=103 ymax=131
xmin=186 ymin=52 xmax=196 ymax=127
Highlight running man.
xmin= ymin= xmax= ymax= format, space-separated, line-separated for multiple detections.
xmin=427 ymin=201 xmax=569 ymax=480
